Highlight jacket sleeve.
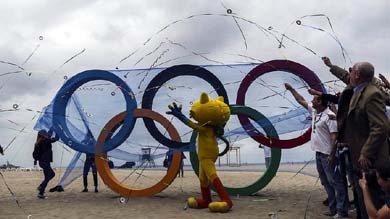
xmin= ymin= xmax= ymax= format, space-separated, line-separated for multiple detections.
xmin=330 ymin=65 xmax=350 ymax=85
xmin=49 ymin=135 xmax=59 ymax=143
xmin=361 ymin=92 xmax=389 ymax=160
xmin=321 ymin=93 xmax=339 ymax=104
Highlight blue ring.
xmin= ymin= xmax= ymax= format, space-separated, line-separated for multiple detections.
xmin=141 ymin=64 xmax=229 ymax=148
xmin=52 ymin=69 xmax=137 ymax=153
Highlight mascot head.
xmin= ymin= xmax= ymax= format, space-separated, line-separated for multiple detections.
xmin=190 ymin=92 xmax=230 ymax=126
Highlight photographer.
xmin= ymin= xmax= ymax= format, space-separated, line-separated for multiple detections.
xmin=359 ymin=161 xmax=390 ymax=218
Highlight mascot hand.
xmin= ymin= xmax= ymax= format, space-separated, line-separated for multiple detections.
xmin=167 ymin=102 xmax=184 ymax=117
xmin=167 ymin=102 xmax=189 ymax=123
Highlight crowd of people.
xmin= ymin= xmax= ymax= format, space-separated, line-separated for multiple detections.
xmin=286 ymin=57 xmax=390 ymax=219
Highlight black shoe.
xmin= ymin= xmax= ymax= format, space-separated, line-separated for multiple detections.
xmin=82 ymin=188 xmax=88 ymax=192
xmin=50 ymin=185 xmax=64 ymax=192
xmin=322 ymin=198 xmax=329 ymax=206
xmin=94 ymin=188 xmax=98 ymax=193
xmin=37 ymin=194 xmax=46 ymax=199
xmin=57 ymin=186 xmax=64 ymax=192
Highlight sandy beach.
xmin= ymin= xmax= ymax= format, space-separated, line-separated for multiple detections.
xmin=0 ymin=163 xmax=355 ymax=219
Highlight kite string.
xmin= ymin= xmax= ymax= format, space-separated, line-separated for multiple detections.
xmin=0 ymin=171 xmax=27 ymax=214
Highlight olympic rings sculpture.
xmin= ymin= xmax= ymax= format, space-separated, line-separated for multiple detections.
xmin=51 ymin=60 xmax=326 ymax=197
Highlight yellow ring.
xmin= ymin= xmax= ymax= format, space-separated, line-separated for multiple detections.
xmin=95 ymin=109 xmax=181 ymax=197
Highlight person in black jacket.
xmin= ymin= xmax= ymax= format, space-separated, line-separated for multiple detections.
xmin=33 ymin=129 xmax=58 ymax=199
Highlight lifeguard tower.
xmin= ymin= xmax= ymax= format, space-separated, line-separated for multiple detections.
xmin=141 ymin=147 xmax=155 ymax=168
xmin=218 ymin=146 xmax=241 ymax=167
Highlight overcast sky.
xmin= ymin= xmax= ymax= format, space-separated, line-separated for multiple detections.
xmin=1 ymin=0 xmax=389 ymax=167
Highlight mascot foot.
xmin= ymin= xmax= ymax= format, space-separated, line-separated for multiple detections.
xmin=187 ymin=197 xmax=211 ymax=209
xmin=208 ymin=201 xmax=231 ymax=213
xmin=187 ymin=197 xmax=198 ymax=208
xmin=210 ymin=177 xmax=233 ymax=212
xmin=187 ymin=185 xmax=212 ymax=209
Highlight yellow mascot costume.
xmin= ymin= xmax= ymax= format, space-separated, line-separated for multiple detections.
xmin=167 ymin=92 xmax=232 ymax=213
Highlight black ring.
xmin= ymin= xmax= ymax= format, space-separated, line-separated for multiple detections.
xmin=141 ymin=64 xmax=229 ymax=148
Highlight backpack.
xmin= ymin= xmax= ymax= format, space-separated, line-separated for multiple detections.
xmin=32 ymin=143 xmax=41 ymax=161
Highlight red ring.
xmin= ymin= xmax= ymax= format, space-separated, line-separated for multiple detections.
xmin=236 ymin=60 xmax=326 ymax=148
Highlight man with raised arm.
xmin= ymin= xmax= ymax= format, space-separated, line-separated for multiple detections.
xmin=285 ymin=83 xmax=349 ymax=218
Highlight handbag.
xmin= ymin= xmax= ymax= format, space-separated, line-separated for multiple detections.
xmin=163 ymin=157 xmax=168 ymax=168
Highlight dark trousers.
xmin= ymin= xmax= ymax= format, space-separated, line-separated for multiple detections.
xmin=83 ymin=160 xmax=97 ymax=188
xmin=335 ymin=149 xmax=351 ymax=205
xmin=316 ymin=152 xmax=348 ymax=215
xmin=39 ymin=161 xmax=55 ymax=195
xmin=178 ymin=160 xmax=184 ymax=177
xmin=339 ymin=148 xmax=368 ymax=219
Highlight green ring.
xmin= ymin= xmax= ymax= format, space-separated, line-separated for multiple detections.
xmin=189 ymin=105 xmax=281 ymax=196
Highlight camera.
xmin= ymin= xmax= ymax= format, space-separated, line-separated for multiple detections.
xmin=365 ymin=169 xmax=379 ymax=187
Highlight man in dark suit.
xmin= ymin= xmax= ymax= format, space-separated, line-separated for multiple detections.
xmin=337 ymin=61 xmax=389 ymax=170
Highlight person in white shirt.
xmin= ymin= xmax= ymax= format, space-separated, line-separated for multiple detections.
xmin=285 ymin=83 xmax=349 ymax=218
xmin=259 ymin=144 xmax=271 ymax=168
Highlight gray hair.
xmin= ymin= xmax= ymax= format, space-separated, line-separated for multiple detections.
xmin=355 ymin=62 xmax=375 ymax=81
